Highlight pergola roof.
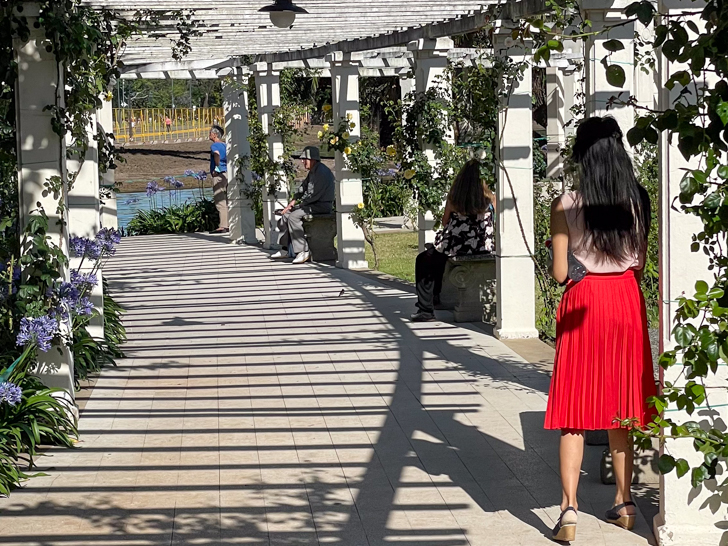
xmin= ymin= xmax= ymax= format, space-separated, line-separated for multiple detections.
xmin=82 ymin=0 xmax=545 ymax=68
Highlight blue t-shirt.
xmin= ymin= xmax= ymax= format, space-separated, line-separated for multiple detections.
xmin=210 ymin=141 xmax=227 ymax=174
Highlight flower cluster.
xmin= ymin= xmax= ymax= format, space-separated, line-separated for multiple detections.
xmin=164 ymin=176 xmax=184 ymax=189
xmin=318 ymin=115 xmax=357 ymax=155
xmin=70 ymin=236 xmax=102 ymax=260
xmin=184 ymin=169 xmax=207 ymax=182
xmin=16 ymin=315 xmax=59 ymax=352
xmin=70 ymin=270 xmax=98 ymax=290
xmin=59 ymin=280 xmax=94 ymax=318
xmin=96 ymin=228 xmax=121 ymax=256
xmin=0 ymin=382 xmax=22 ymax=406
xmin=146 ymin=181 xmax=165 ymax=197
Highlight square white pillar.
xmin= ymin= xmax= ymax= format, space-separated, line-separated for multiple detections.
xmin=584 ymin=2 xmax=636 ymax=134
xmin=97 ymin=98 xmax=118 ymax=230
xmin=408 ymin=38 xmax=455 ymax=252
xmin=252 ymin=62 xmax=288 ymax=250
xmin=14 ymin=3 xmax=75 ymax=399
xmin=545 ymin=66 xmax=580 ymax=183
xmin=494 ymin=35 xmax=538 ymax=339
xmin=655 ymin=2 xmax=723 ymax=544
xmin=327 ymin=52 xmax=367 ymax=270
xmin=223 ymin=71 xmax=257 ymax=245
xmin=67 ymin=116 xmax=104 ymax=341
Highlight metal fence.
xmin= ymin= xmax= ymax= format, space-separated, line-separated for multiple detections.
xmin=113 ymin=108 xmax=225 ymax=144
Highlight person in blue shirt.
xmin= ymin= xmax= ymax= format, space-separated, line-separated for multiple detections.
xmin=209 ymin=125 xmax=229 ymax=233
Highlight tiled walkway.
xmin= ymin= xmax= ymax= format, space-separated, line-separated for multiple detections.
xmin=0 ymin=234 xmax=655 ymax=545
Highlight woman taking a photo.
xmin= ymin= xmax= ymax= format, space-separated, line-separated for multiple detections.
xmin=411 ymin=159 xmax=494 ymax=322
xmin=546 ymin=116 xmax=655 ymax=542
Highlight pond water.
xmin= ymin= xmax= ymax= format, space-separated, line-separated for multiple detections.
xmin=117 ymin=188 xmax=214 ymax=230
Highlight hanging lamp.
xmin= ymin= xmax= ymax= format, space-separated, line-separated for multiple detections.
xmin=258 ymin=0 xmax=308 ymax=29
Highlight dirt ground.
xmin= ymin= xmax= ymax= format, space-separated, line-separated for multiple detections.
xmin=113 ymin=141 xmax=213 ymax=192
xmin=113 ymin=126 xmax=328 ymax=193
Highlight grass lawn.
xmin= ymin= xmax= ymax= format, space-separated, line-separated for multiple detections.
xmin=365 ymin=231 xmax=419 ymax=283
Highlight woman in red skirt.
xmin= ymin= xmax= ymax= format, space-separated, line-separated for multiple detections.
xmin=545 ymin=116 xmax=656 ymax=542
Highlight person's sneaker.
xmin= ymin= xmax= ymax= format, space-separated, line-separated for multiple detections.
xmin=410 ymin=311 xmax=436 ymax=322
xmin=270 ymin=249 xmax=289 ymax=259
xmin=292 ymin=251 xmax=311 ymax=264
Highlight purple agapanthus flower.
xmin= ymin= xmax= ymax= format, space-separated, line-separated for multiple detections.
xmin=74 ymin=297 xmax=94 ymax=316
xmin=164 ymin=176 xmax=184 ymax=189
xmin=70 ymin=270 xmax=98 ymax=289
xmin=96 ymin=227 xmax=121 ymax=255
xmin=146 ymin=181 xmax=165 ymax=197
xmin=59 ymin=281 xmax=80 ymax=307
xmin=0 ymin=382 xmax=22 ymax=406
xmin=16 ymin=315 xmax=58 ymax=352
xmin=69 ymin=236 xmax=102 ymax=260
xmin=252 ymin=172 xmax=262 ymax=182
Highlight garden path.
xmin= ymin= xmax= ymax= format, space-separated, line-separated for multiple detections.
xmin=0 ymin=234 xmax=655 ymax=545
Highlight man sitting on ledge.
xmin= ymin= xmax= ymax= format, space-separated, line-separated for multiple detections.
xmin=271 ymin=146 xmax=335 ymax=264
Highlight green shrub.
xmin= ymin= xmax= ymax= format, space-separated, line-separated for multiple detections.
xmin=0 ymin=351 xmax=77 ymax=496
xmin=103 ymin=280 xmax=127 ymax=359
xmin=126 ymin=199 xmax=219 ymax=236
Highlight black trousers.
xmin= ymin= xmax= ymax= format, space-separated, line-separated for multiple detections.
xmin=415 ymin=246 xmax=449 ymax=313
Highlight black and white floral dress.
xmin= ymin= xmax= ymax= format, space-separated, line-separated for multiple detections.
xmin=434 ymin=208 xmax=494 ymax=257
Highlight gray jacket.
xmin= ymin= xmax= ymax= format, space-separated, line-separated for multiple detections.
xmin=295 ymin=162 xmax=335 ymax=214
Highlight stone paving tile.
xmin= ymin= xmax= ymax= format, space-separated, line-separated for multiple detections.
xmin=0 ymin=234 xmax=655 ymax=545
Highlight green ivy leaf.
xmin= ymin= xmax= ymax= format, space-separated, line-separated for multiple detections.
xmin=673 ymin=324 xmax=695 ymax=347
xmin=659 ymin=454 xmax=676 ymax=474
xmin=696 ymin=280 xmax=709 ymax=294
xmin=605 ymin=65 xmax=626 ymax=88
xmin=603 ymin=39 xmax=625 ymax=52
xmin=675 ymin=458 xmax=690 ymax=478
xmin=691 ymin=465 xmax=710 ymax=488
xmin=717 ymin=101 xmax=728 ymax=126
xmin=627 ymin=127 xmax=645 ymax=147
xmin=718 ymin=165 xmax=728 ymax=179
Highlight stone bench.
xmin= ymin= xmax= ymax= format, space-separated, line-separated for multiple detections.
xmin=303 ymin=213 xmax=337 ymax=262
xmin=438 ymin=253 xmax=496 ymax=323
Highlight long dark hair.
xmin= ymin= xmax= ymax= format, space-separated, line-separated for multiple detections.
xmin=448 ymin=159 xmax=493 ymax=216
xmin=571 ymin=116 xmax=650 ymax=261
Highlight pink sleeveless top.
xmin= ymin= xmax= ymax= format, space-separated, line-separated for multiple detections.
xmin=560 ymin=192 xmax=644 ymax=273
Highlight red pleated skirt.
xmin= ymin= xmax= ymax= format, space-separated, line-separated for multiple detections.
xmin=544 ymin=270 xmax=657 ymax=430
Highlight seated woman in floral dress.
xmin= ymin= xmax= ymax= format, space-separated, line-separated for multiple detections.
xmin=410 ymin=159 xmax=495 ymax=322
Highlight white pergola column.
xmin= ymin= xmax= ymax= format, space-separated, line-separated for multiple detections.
xmin=67 ymin=116 xmax=104 ymax=341
xmin=253 ymin=62 xmax=288 ymax=249
xmin=223 ymin=71 xmax=257 ymax=245
xmin=583 ymin=1 xmax=636 ymax=134
xmin=327 ymin=52 xmax=368 ymax=270
xmin=97 ymin=97 xmax=118 ymax=230
xmin=545 ymin=66 xmax=577 ymax=182
xmin=409 ymin=37 xmax=454 ymax=252
xmin=493 ymin=34 xmax=538 ymax=340
xmin=655 ymin=2 xmax=722 ymax=544
xmin=14 ymin=3 xmax=75 ymax=399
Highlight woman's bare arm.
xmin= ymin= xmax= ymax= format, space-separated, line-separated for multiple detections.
xmin=550 ymin=197 xmax=569 ymax=284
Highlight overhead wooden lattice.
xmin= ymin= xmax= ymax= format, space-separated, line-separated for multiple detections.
xmin=81 ymin=1 xmax=512 ymax=66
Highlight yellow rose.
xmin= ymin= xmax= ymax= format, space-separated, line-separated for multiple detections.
xmin=104 ymin=91 xmax=113 ymax=102
xmin=323 ymin=104 xmax=332 ymax=112
xmin=334 ymin=136 xmax=339 ymax=143
xmin=404 ymin=168 xmax=416 ymax=180
xmin=347 ymin=113 xmax=353 ymax=121
xmin=386 ymin=145 xmax=396 ymax=157
xmin=344 ymin=146 xmax=352 ymax=155
xmin=342 ymin=132 xmax=350 ymax=139
xmin=349 ymin=122 xmax=356 ymax=129
xmin=317 ymin=131 xmax=323 ymax=139
xmin=323 ymin=124 xmax=329 ymax=131
xmin=357 ymin=202 xmax=364 ymax=209
xmin=330 ymin=138 xmax=336 ymax=145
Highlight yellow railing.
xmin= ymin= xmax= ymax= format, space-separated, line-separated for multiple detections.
xmin=113 ymin=108 xmax=225 ymax=144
